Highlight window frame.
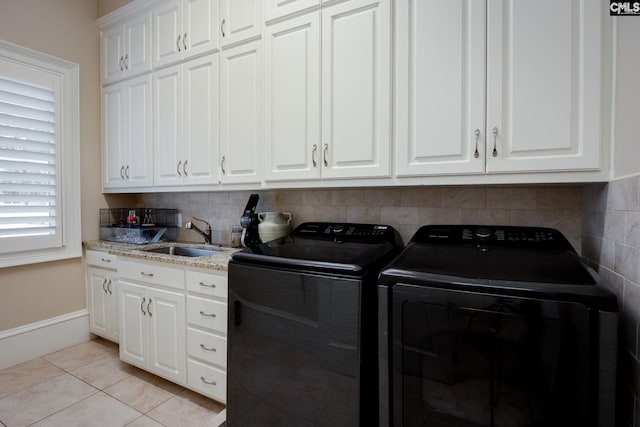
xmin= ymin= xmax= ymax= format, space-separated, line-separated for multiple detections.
xmin=0 ymin=40 xmax=81 ymax=268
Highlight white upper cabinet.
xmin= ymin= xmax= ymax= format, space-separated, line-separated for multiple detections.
xmin=395 ymin=0 xmax=486 ymax=176
xmin=153 ymin=0 xmax=219 ymax=69
xmin=320 ymin=0 xmax=392 ymax=179
xmin=219 ymin=39 xmax=263 ymax=184
xmin=102 ymin=73 xmax=154 ymax=190
xmin=219 ymin=0 xmax=263 ymax=47
xmin=264 ymin=0 xmax=320 ymax=22
xmin=265 ymin=0 xmax=391 ymax=182
xmin=396 ymin=0 xmax=606 ymax=177
xmin=101 ymin=11 xmax=152 ymax=85
xmin=154 ymin=54 xmax=219 ymax=187
xmin=485 ymin=1 xmax=604 ymax=173
xmin=264 ymin=13 xmax=321 ymax=181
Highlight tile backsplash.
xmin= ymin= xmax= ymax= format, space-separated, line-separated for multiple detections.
xmin=140 ymin=185 xmax=583 ymax=251
xmin=583 ymin=175 xmax=640 ymax=427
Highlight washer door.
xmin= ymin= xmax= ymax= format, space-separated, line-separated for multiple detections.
xmin=390 ymin=284 xmax=592 ymax=427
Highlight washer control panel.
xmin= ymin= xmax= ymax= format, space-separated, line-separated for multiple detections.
xmin=413 ymin=225 xmax=571 ymax=250
xmin=293 ymin=222 xmax=399 ymax=243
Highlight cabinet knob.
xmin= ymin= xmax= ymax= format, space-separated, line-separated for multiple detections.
xmin=474 ymin=129 xmax=480 ymax=159
xmin=312 ymin=144 xmax=317 ymax=167
xmin=221 ymin=19 xmax=226 ymax=37
xmin=177 ymin=160 xmax=182 ymax=177
xmin=199 ymin=310 xmax=216 ymax=318
xmin=221 ymin=156 xmax=226 ymax=175
xmin=183 ymin=160 xmax=188 ymax=176
xmin=177 ymin=34 xmax=182 ymax=52
xmin=141 ymin=297 xmax=147 ymax=315
xmin=200 ymin=376 xmax=217 ymax=386
xmin=323 ymin=143 xmax=329 ymax=167
xmin=183 ymin=32 xmax=187 ymax=50
xmin=200 ymin=344 xmax=217 ymax=352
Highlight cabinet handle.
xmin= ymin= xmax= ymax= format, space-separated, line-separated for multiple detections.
xmin=177 ymin=34 xmax=182 ymax=52
xmin=141 ymin=297 xmax=147 ymax=315
xmin=199 ymin=310 xmax=216 ymax=318
xmin=200 ymin=376 xmax=217 ymax=386
xmin=323 ymin=143 xmax=329 ymax=167
xmin=183 ymin=32 xmax=187 ymax=50
xmin=177 ymin=160 xmax=182 ymax=177
xmin=101 ymin=258 xmax=111 ymax=263
xmin=147 ymin=299 xmax=152 ymax=317
xmin=107 ymin=280 xmax=113 ymax=295
xmin=492 ymin=126 xmax=498 ymax=157
xmin=120 ymin=165 xmax=125 ymax=179
xmin=140 ymin=272 xmax=154 ymax=277
xmin=221 ymin=18 xmax=225 ymax=37
xmin=125 ymin=165 xmax=130 ymax=179
xmin=221 ymin=156 xmax=226 ymax=175
xmin=474 ymin=129 xmax=480 ymax=159
xmin=199 ymin=281 xmax=216 ymax=288
xmin=183 ymin=160 xmax=188 ymax=176
xmin=124 ymin=54 xmax=128 ymax=70
xmin=119 ymin=56 xmax=124 ymax=71
xmin=312 ymin=144 xmax=317 ymax=167
xmin=102 ymin=278 xmax=108 ymax=294
xmin=200 ymin=344 xmax=217 ymax=352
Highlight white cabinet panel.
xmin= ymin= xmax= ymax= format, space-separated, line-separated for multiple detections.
xmin=396 ymin=0 xmax=485 ymax=176
xmin=154 ymin=0 xmax=218 ymax=69
xmin=264 ymin=13 xmax=321 ymax=181
xmin=148 ymin=287 xmax=186 ymax=384
xmin=101 ymin=11 xmax=152 ymax=85
xmin=321 ymin=0 xmax=391 ymax=178
xmin=220 ymin=39 xmax=263 ymax=183
xmin=220 ymin=0 xmax=262 ymax=47
xmin=265 ymin=0 xmax=320 ymax=22
xmin=119 ymin=281 xmax=147 ymax=368
xmin=154 ymin=55 xmax=219 ymax=187
xmin=102 ymin=74 xmax=153 ymax=190
xmin=485 ymin=0 xmax=603 ymax=173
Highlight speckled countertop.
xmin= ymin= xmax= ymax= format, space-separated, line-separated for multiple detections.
xmin=83 ymin=240 xmax=242 ymax=271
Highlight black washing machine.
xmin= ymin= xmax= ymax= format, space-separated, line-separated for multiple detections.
xmin=378 ymin=225 xmax=618 ymax=427
xmin=227 ymin=222 xmax=403 ymax=426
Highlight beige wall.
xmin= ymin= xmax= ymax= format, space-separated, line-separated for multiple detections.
xmin=0 ymin=0 xmax=107 ymax=330
xmin=98 ymin=0 xmax=133 ymax=18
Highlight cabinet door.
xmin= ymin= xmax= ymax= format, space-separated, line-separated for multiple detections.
xmin=264 ymin=0 xmax=319 ymax=22
xmin=183 ymin=54 xmax=220 ymax=185
xmin=125 ymin=73 xmax=154 ymax=187
xmin=119 ymin=281 xmax=148 ymax=369
xmin=101 ymin=24 xmax=124 ymax=85
xmin=486 ymin=1 xmax=603 ymax=173
xmin=124 ymin=12 xmax=152 ymax=78
xmin=395 ymin=0 xmax=486 ymax=176
xmin=102 ymin=83 xmax=126 ymax=189
xmin=264 ymin=13 xmax=321 ymax=181
xmin=220 ymin=0 xmax=263 ymax=47
xmin=154 ymin=64 xmax=184 ymax=186
xmin=321 ymin=0 xmax=392 ymax=178
xmin=88 ymin=268 xmax=110 ymax=338
xmin=147 ymin=287 xmax=186 ymax=384
xmin=184 ymin=0 xmax=219 ymax=58
xmin=219 ymin=40 xmax=263 ymax=183
xmin=153 ymin=0 xmax=183 ymax=68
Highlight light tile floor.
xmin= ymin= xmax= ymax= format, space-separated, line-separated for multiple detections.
xmin=0 ymin=337 xmax=226 ymax=427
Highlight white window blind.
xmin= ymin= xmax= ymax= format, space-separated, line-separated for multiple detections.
xmin=0 ymin=76 xmax=60 ymax=248
xmin=0 ymin=40 xmax=81 ymax=267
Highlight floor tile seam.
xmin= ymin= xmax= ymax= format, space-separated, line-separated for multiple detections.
xmin=125 ymin=414 xmax=169 ymax=427
xmin=24 ymin=387 xmax=102 ymax=427
xmin=139 ymin=391 xmax=180 ymax=416
xmin=102 ymin=379 xmax=177 ymax=416
xmin=55 ymin=351 xmax=119 ymax=374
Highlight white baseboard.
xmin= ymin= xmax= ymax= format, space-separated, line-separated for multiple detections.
xmin=0 ymin=310 xmax=90 ymax=370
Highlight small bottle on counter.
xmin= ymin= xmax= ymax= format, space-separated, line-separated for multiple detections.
xmin=231 ymin=226 xmax=242 ymax=248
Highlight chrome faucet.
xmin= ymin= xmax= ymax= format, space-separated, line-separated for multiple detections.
xmin=185 ymin=217 xmax=212 ymax=244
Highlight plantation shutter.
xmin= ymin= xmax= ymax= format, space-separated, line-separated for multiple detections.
xmin=0 ymin=74 xmax=61 ymax=252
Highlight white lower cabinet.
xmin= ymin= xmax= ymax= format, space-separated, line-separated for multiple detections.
xmin=185 ymin=268 xmax=228 ymax=402
xmin=112 ymin=257 xmax=228 ymax=403
xmin=86 ymin=251 xmax=119 ymax=343
xmin=118 ymin=260 xmax=187 ymax=385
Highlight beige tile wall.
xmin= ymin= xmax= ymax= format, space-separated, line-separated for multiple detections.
xmin=582 ymin=175 xmax=640 ymax=425
xmin=141 ymin=185 xmax=583 ymax=250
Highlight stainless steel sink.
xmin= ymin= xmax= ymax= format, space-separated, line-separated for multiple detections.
xmin=144 ymin=246 xmax=220 ymax=257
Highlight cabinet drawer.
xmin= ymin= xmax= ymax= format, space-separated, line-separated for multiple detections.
xmin=86 ymin=250 xmax=117 ymax=269
xmin=188 ymin=359 xmax=226 ymax=403
xmin=187 ymin=327 xmax=227 ymax=368
xmin=119 ymin=259 xmax=185 ymax=290
xmin=187 ymin=295 xmax=227 ymax=333
xmin=186 ymin=270 xmax=228 ymax=299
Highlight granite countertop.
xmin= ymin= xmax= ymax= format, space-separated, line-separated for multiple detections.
xmin=83 ymin=240 xmax=242 ymax=271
